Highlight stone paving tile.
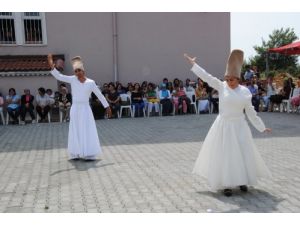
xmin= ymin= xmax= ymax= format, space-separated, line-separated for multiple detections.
xmin=0 ymin=113 xmax=300 ymax=213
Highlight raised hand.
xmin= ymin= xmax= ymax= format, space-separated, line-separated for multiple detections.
xmin=184 ymin=53 xmax=197 ymax=65
xmin=47 ymin=54 xmax=55 ymax=70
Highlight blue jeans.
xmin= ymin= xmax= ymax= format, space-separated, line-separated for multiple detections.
xmin=132 ymin=102 xmax=144 ymax=117
xmin=7 ymin=106 xmax=20 ymax=121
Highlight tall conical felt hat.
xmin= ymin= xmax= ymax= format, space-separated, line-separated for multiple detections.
xmin=224 ymin=49 xmax=244 ymax=78
xmin=71 ymin=56 xmax=85 ymax=71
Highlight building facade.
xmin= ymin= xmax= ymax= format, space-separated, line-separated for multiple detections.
xmin=0 ymin=12 xmax=230 ymax=95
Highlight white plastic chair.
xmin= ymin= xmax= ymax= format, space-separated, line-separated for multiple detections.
xmin=59 ymin=110 xmax=63 ymax=122
xmin=208 ymin=101 xmax=214 ymax=114
xmin=6 ymin=112 xmax=21 ymax=125
xmin=147 ymin=101 xmax=160 ymax=117
xmin=0 ymin=108 xmax=5 ymax=125
xmin=297 ymin=105 xmax=300 ymax=114
xmin=280 ymin=90 xmax=294 ymax=113
xmin=132 ymin=103 xmax=146 ymax=117
xmin=36 ymin=111 xmax=51 ymax=123
xmin=197 ymin=99 xmax=209 ymax=114
xmin=118 ymin=94 xmax=133 ymax=118
xmin=186 ymin=91 xmax=198 ymax=114
xmin=159 ymin=101 xmax=175 ymax=116
xmin=59 ymin=107 xmax=70 ymax=122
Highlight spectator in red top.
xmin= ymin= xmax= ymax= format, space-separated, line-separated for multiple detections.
xmin=20 ymin=89 xmax=35 ymax=124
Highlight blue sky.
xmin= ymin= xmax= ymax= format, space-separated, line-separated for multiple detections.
xmin=231 ymin=12 xmax=300 ymax=61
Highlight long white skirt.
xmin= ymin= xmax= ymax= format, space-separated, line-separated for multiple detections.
xmin=193 ymin=115 xmax=271 ymax=191
xmin=67 ymin=103 xmax=102 ymax=159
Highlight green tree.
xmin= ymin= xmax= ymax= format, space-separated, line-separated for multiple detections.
xmin=249 ymin=28 xmax=298 ymax=74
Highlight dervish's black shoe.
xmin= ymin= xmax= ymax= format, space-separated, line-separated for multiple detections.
xmin=239 ymin=185 xmax=248 ymax=192
xmin=84 ymin=158 xmax=96 ymax=162
xmin=223 ymin=189 xmax=233 ymax=197
xmin=70 ymin=158 xmax=80 ymax=161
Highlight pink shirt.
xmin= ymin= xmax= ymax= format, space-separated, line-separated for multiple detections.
xmin=25 ymin=95 xmax=30 ymax=102
xmin=178 ymin=89 xmax=186 ymax=97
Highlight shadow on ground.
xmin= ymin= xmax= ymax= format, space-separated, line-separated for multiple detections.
xmin=50 ymin=160 xmax=115 ymax=175
xmin=196 ymin=188 xmax=284 ymax=213
xmin=0 ymin=112 xmax=299 ymax=152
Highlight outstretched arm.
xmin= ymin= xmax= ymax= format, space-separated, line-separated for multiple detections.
xmin=91 ymin=82 xmax=109 ymax=108
xmin=244 ymin=95 xmax=271 ymax=133
xmin=92 ymin=82 xmax=112 ymax=118
xmin=48 ymin=54 xmax=73 ymax=83
xmin=91 ymin=82 xmax=112 ymax=118
xmin=184 ymin=53 xmax=223 ymax=91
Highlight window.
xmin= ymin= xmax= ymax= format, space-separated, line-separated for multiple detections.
xmin=23 ymin=12 xmax=44 ymax=44
xmin=0 ymin=12 xmax=47 ymax=45
xmin=0 ymin=12 xmax=16 ymax=44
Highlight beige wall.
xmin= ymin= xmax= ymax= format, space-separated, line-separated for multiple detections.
xmin=0 ymin=12 xmax=114 ymax=91
xmin=0 ymin=76 xmax=57 ymax=97
xmin=117 ymin=12 xmax=230 ymax=83
xmin=0 ymin=12 xmax=230 ymax=90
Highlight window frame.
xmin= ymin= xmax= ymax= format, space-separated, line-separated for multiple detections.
xmin=0 ymin=12 xmax=17 ymax=45
xmin=0 ymin=12 xmax=47 ymax=46
xmin=21 ymin=12 xmax=47 ymax=46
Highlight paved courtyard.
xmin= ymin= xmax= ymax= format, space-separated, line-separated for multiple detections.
xmin=0 ymin=112 xmax=300 ymax=213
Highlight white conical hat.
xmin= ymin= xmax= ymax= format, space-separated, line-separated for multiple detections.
xmin=71 ymin=56 xmax=85 ymax=71
xmin=224 ymin=49 xmax=244 ymax=78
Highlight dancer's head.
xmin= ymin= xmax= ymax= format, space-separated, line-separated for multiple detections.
xmin=71 ymin=56 xmax=85 ymax=79
xmin=224 ymin=49 xmax=243 ymax=89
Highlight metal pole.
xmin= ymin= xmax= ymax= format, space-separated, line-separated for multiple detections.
xmin=112 ymin=12 xmax=118 ymax=82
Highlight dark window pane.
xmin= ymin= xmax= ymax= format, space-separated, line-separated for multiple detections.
xmin=24 ymin=12 xmax=40 ymax=17
xmin=24 ymin=19 xmax=43 ymax=44
xmin=0 ymin=12 xmax=13 ymax=16
xmin=0 ymin=18 xmax=16 ymax=44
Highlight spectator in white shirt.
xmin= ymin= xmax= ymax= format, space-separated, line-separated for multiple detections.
xmin=36 ymin=87 xmax=51 ymax=122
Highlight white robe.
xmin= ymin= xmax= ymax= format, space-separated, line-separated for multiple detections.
xmin=191 ymin=64 xmax=271 ymax=191
xmin=50 ymin=68 xmax=109 ymax=159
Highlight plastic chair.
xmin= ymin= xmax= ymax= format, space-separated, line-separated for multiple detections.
xmin=0 ymin=108 xmax=5 ymax=125
xmin=147 ymin=101 xmax=160 ymax=117
xmin=118 ymin=94 xmax=133 ymax=118
xmin=36 ymin=111 xmax=51 ymax=123
xmin=197 ymin=99 xmax=209 ymax=114
xmin=132 ymin=103 xmax=146 ymax=117
xmin=186 ymin=91 xmax=198 ymax=114
xmin=6 ymin=112 xmax=21 ymax=125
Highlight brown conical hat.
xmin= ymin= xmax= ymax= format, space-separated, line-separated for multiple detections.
xmin=71 ymin=56 xmax=85 ymax=71
xmin=224 ymin=49 xmax=244 ymax=78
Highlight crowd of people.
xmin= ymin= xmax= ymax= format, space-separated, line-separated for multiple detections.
xmin=1 ymin=69 xmax=300 ymax=126
xmin=0 ymin=83 xmax=72 ymax=125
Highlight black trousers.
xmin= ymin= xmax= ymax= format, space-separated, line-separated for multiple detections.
xmin=36 ymin=105 xmax=51 ymax=120
xmin=7 ymin=107 xmax=20 ymax=121
xmin=20 ymin=105 xmax=35 ymax=121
